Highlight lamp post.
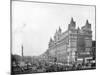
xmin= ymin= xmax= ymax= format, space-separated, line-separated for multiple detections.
xmin=54 ymin=42 xmax=57 ymax=64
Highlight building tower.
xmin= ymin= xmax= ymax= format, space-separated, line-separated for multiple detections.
xmin=68 ymin=17 xmax=77 ymax=63
xmin=77 ymin=20 xmax=92 ymax=63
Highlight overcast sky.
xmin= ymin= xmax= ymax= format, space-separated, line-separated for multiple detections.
xmin=12 ymin=1 xmax=95 ymax=56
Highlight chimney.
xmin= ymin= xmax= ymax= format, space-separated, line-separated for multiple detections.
xmin=22 ymin=45 xmax=23 ymax=57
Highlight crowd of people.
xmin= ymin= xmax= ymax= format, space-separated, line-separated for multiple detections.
xmin=12 ymin=58 xmax=96 ymax=74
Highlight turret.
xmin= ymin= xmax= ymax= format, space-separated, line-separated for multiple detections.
xmin=50 ymin=37 xmax=53 ymax=42
xmin=58 ymin=26 xmax=62 ymax=38
xmin=68 ymin=17 xmax=76 ymax=30
xmin=58 ymin=26 xmax=62 ymax=33
xmin=54 ymin=30 xmax=57 ymax=41
xmin=54 ymin=27 xmax=61 ymax=41
xmin=85 ymin=20 xmax=91 ymax=29
xmin=82 ymin=20 xmax=91 ymax=31
xmin=77 ymin=27 xmax=80 ymax=33
xmin=49 ymin=37 xmax=54 ymax=48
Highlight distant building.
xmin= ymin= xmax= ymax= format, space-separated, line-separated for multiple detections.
xmin=46 ymin=18 xmax=93 ymax=64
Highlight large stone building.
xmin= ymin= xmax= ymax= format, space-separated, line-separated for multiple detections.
xmin=46 ymin=18 xmax=92 ymax=64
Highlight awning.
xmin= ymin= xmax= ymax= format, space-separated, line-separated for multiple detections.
xmin=77 ymin=58 xmax=83 ymax=61
xmin=85 ymin=57 xmax=93 ymax=60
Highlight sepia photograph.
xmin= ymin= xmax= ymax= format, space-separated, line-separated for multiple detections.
xmin=11 ymin=0 xmax=96 ymax=74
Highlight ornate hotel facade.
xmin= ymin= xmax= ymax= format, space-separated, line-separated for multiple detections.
xmin=46 ymin=18 xmax=92 ymax=64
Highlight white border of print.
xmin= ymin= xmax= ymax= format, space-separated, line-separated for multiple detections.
xmin=0 ymin=0 xmax=99 ymax=75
